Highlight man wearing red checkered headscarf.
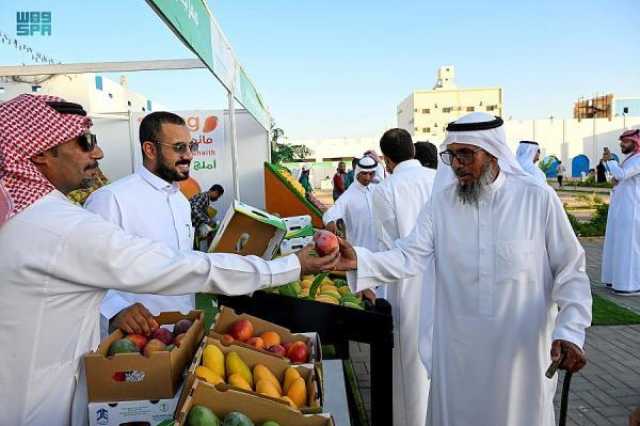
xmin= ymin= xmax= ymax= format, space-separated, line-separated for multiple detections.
xmin=602 ymin=128 xmax=640 ymax=295
xmin=0 ymin=94 xmax=93 ymax=226
xmin=0 ymin=96 xmax=336 ymax=425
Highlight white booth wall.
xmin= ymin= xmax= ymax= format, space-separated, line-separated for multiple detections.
xmin=91 ymin=109 xmax=268 ymax=218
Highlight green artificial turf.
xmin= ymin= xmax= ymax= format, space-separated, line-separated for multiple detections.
xmin=592 ymin=293 xmax=640 ymax=326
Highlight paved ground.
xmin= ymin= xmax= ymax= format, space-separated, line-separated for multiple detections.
xmin=349 ymin=237 xmax=640 ymax=425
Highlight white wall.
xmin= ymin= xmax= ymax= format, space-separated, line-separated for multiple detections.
xmin=505 ymin=117 xmax=640 ymax=176
xmin=234 ymin=111 xmax=269 ymax=210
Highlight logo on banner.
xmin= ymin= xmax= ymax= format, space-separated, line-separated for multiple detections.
xmin=186 ymin=115 xmax=220 ymax=170
xmin=16 ymin=12 xmax=52 ymax=36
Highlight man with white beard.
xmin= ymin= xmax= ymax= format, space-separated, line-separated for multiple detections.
xmin=601 ymin=128 xmax=640 ymax=295
xmin=516 ymin=140 xmax=547 ymax=184
xmin=334 ymin=112 xmax=592 ymax=426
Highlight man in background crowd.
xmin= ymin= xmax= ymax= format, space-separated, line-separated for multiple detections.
xmin=332 ymin=160 xmax=347 ymax=200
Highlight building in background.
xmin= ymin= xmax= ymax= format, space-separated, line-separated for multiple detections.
xmin=574 ymin=94 xmax=640 ymax=120
xmin=0 ymin=73 xmax=160 ymax=114
xmin=397 ymin=65 xmax=503 ymax=141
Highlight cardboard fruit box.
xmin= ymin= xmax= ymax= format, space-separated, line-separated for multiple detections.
xmin=211 ymin=306 xmax=321 ymax=365
xmin=209 ymin=200 xmax=287 ymax=260
xmin=85 ymin=311 xmax=205 ymax=402
xmin=175 ymin=378 xmax=334 ymax=426
xmin=87 ymin=381 xmax=184 ymax=426
xmin=188 ymin=337 xmax=322 ymax=414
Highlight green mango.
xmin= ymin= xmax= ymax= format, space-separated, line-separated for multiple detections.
xmin=187 ymin=405 xmax=220 ymax=426
xmin=278 ymin=283 xmax=299 ymax=298
xmin=340 ymin=295 xmax=361 ymax=304
xmin=261 ymin=422 xmax=280 ymax=426
xmin=108 ymin=338 xmax=139 ymax=356
xmin=222 ymin=411 xmax=254 ymax=426
xmin=333 ymin=278 xmax=348 ymax=287
xmin=309 ymin=272 xmax=329 ymax=298
xmin=342 ymin=301 xmax=364 ymax=310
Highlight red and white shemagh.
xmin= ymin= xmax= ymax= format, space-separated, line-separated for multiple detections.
xmin=620 ymin=129 xmax=640 ymax=154
xmin=0 ymin=94 xmax=92 ymax=226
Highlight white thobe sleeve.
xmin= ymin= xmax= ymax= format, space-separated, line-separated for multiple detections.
xmin=545 ymin=189 xmax=593 ymax=348
xmin=606 ymin=159 xmax=640 ymax=182
xmin=347 ymin=201 xmax=434 ymax=293
xmin=323 ymin=194 xmax=346 ymax=225
xmin=53 ymin=213 xmax=301 ymax=297
xmin=84 ymin=189 xmax=132 ymax=319
xmin=371 ymin=186 xmax=400 ymax=250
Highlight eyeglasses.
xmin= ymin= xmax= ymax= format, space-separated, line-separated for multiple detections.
xmin=439 ymin=147 xmax=483 ymax=166
xmin=78 ymin=132 xmax=98 ymax=152
xmin=152 ymin=140 xmax=199 ymax=154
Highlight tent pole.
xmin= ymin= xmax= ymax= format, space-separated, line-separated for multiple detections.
xmin=228 ymin=91 xmax=240 ymax=201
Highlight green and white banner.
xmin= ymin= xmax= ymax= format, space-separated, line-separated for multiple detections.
xmin=147 ymin=0 xmax=271 ymax=130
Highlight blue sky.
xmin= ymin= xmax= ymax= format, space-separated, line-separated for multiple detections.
xmin=1 ymin=1 xmax=638 ymax=139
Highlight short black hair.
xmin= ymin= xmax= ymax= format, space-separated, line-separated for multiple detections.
xmin=414 ymin=141 xmax=438 ymax=169
xmin=139 ymin=111 xmax=186 ymax=144
xmin=209 ymin=184 xmax=224 ymax=194
xmin=379 ymin=128 xmax=415 ymax=164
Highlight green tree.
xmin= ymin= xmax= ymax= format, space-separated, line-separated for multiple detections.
xmin=270 ymin=126 xmax=311 ymax=164
xmin=539 ymin=155 xmax=559 ymax=174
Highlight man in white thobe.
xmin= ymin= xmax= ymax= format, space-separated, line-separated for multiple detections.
xmin=323 ymin=155 xmax=378 ymax=250
xmin=335 ymin=112 xmax=592 ymax=426
xmin=372 ymin=128 xmax=436 ymax=426
xmin=0 ymin=94 xmax=337 ymax=426
xmin=86 ymin=112 xmax=197 ymax=335
xmin=516 ymin=140 xmax=547 ymax=184
xmin=601 ymin=128 xmax=640 ymax=295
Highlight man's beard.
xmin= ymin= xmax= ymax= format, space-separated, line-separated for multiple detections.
xmin=622 ymin=145 xmax=634 ymax=155
xmin=79 ymin=162 xmax=99 ymax=189
xmin=156 ymin=150 xmax=190 ymax=182
xmin=456 ymin=160 xmax=496 ymax=206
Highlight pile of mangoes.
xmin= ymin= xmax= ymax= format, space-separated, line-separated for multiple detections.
xmin=187 ymin=405 xmax=279 ymax=426
xmin=272 ymin=164 xmax=306 ymax=197
xmin=108 ymin=319 xmax=193 ymax=357
xmin=196 ymin=344 xmax=308 ymax=409
xmin=222 ymin=319 xmax=310 ymax=363
xmin=268 ymin=273 xmax=365 ymax=310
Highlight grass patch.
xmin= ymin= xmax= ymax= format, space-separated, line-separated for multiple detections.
xmin=592 ymin=293 xmax=640 ymax=326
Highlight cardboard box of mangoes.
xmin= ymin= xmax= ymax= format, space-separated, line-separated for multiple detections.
xmin=211 ymin=306 xmax=321 ymax=365
xmin=175 ymin=378 xmax=334 ymax=426
xmin=85 ymin=310 xmax=205 ymax=402
xmin=188 ymin=336 xmax=322 ymax=414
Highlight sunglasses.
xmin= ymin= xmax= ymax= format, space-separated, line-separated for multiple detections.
xmin=439 ymin=147 xmax=483 ymax=166
xmin=152 ymin=140 xmax=199 ymax=154
xmin=78 ymin=132 xmax=98 ymax=152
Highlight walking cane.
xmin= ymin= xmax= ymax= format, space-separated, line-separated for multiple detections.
xmin=545 ymin=353 xmax=572 ymax=426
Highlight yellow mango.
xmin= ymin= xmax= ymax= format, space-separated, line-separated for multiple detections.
xmin=302 ymin=275 xmax=314 ymax=281
xmin=314 ymin=295 xmax=339 ymax=305
xmin=228 ymin=373 xmax=252 ymax=391
xmin=195 ymin=366 xmax=224 ymax=385
xmin=287 ymin=377 xmax=307 ymax=408
xmin=283 ymin=367 xmax=302 ymax=394
xmin=202 ymin=344 xmax=225 ymax=377
xmin=300 ymin=279 xmax=313 ymax=289
xmin=320 ymin=285 xmax=338 ymax=293
xmin=256 ymin=379 xmax=281 ymax=398
xmin=226 ymin=352 xmax=253 ymax=387
xmin=253 ymin=364 xmax=283 ymax=394
xmin=337 ymin=286 xmax=351 ymax=296
xmin=281 ymin=396 xmax=298 ymax=410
